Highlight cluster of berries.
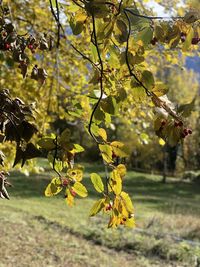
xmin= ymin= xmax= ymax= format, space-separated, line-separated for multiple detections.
xmin=150 ymin=33 xmax=199 ymax=46
xmin=62 ymin=178 xmax=77 ymax=197
xmin=160 ymin=119 xmax=192 ymax=139
xmin=180 ymin=32 xmax=199 ymax=45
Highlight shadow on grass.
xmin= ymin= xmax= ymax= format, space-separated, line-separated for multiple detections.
xmin=9 ymin=171 xmax=51 ymax=198
xmin=8 ymin=165 xmax=200 ymax=216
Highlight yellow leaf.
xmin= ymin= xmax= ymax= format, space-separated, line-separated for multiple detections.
xmin=110 ymin=170 xmax=122 ymax=195
xmin=108 ymin=215 xmax=120 ymax=228
xmin=116 ymin=164 xmax=126 ymax=178
xmin=98 ymin=128 xmax=107 ymax=141
xmin=65 ymin=188 xmax=74 ymax=206
xmin=99 ymin=144 xmax=113 ymax=163
xmin=111 ymin=141 xmax=124 ymax=148
xmin=67 ymin=168 xmax=83 ymax=182
xmin=75 ymin=11 xmax=87 ymax=23
xmin=125 ymin=217 xmax=135 ymax=228
xmin=111 ymin=141 xmax=128 ymax=158
xmin=44 ymin=177 xmax=62 ymax=197
xmin=90 ymin=173 xmax=104 ymax=193
xmin=89 ymin=198 xmax=105 ymax=216
xmin=182 ymin=27 xmax=194 ymax=51
xmin=72 ymin=182 xmax=88 ymax=197
xmin=120 ymin=191 xmax=134 ymax=213
xmin=159 ymin=138 xmax=165 ymax=146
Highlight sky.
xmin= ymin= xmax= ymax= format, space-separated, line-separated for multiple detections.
xmin=146 ymin=1 xmax=168 ymax=17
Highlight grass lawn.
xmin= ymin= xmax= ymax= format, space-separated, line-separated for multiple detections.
xmin=0 ymin=160 xmax=200 ymax=267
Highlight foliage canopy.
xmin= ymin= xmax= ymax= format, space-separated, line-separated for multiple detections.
xmin=0 ymin=0 xmax=199 ymax=228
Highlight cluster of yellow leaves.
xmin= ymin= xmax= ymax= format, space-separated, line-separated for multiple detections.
xmin=89 ymin=163 xmax=135 ymax=228
xmin=45 ymin=167 xmax=88 ymax=206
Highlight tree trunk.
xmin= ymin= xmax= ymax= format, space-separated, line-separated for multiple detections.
xmin=162 ymin=144 xmax=167 ymax=183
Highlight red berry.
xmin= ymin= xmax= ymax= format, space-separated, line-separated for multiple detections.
xmin=174 ymin=121 xmax=179 ymax=127
xmin=161 ymin=120 xmax=166 ymax=126
xmin=5 ymin=43 xmax=11 ymax=50
xmin=106 ymin=204 xmax=112 ymax=211
xmin=112 ymin=152 xmax=117 ymax=159
xmin=28 ymin=44 xmax=33 ymax=49
xmin=178 ymin=121 xmax=183 ymax=127
xmin=183 ymin=128 xmax=188 ymax=135
xmin=151 ymin=37 xmax=157 ymax=45
xmin=188 ymin=129 xmax=192 ymax=135
xmin=62 ymin=179 xmax=69 ymax=186
xmin=70 ymin=189 xmax=76 ymax=197
xmin=180 ymin=32 xmax=186 ymax=42
xmin=181 ymin=133 xmax=186 ymax=138
xmin=191 ymin=37 xmax=199 ymax=45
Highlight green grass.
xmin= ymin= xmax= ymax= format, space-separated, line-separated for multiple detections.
xmin=1 ymin=161 xmax=200 ymax=267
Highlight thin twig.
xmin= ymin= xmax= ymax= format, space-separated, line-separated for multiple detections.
xmin=55 ymin=0 xmax=61 ymax=48
xmin=116 ymin=0 xmax=123 ymax=16
xmin=72 ymin=0 xmax=84 ymax=9
xmin=49 ymin=0 xmax=63 ymax=47
xmin=53 ymin=136 xmax=62 ymax=178
xmin=125 ymin=8 xmax=182 ymax=20
xmin=124 ymin=10 xmax=152 ymax=97
xmin=71 ymin=43 xmax=100 ymax=70
xmin=88 ymin=14 xmax=104 ymax=143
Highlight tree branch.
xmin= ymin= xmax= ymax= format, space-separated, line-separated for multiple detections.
xmin=88 ymin=14 xmax=104 ymax=143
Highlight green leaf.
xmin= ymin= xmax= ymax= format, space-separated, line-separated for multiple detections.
xmin=141 ymin=70 xmax=154 ymax=90
xmin=177 ymin=98 xmax=195 ymax=117
xmin=183 ymin=11 xmax=200 ymax=23
xmin=154 ymin=25 xmax=165 ymax=42
xmin=53 ymin=160 xmax=63 ymax=173
xmin=89 ymin=198 xmax=105 ymax=216
xmin=130 ymin=79 xmax=146 ymax=101
xmin=101 ymin=96 xmax=117 ymax=115
xmin=94 ymin=106 xmax=105 ymax=121
xmin=85 ymin=1 xmax=110 ymax=18
xmin=72 ymin=182 xmax=88 ymax=197
xmin=38 ymin=137 xmax=56 ymax=150
xmin=59 ymin=128 xmax=71 ymax=144
xmin=129 ymin=8 xmax=149 ymax=31
xmin=115 ymin=19 xmax=128 ymax=43
xmin=137 ymin=27 xmax=153 ymax=46
xmin=91 ymin=173 xmax=104 ymax=193
xmin=90 ymin=43 xmax=98 ymax=62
